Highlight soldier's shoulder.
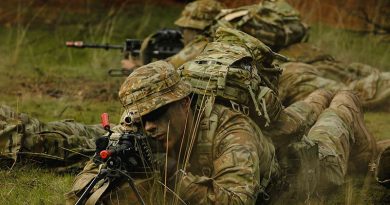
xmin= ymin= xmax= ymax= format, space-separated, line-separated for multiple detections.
xmin=187 ymin=34 xmax=210 ymax=47
xmin=212 ymin=104 xmax=254 ymax=128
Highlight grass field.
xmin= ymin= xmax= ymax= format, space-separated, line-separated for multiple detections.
xmin=0 ymin=1 xmax=389 ymax=204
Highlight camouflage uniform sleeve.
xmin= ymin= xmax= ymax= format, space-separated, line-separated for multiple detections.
xmin=177 ymin=115 xmax=261 ymax=204
xmin=167 ymin=36 xmax=209 ymax=69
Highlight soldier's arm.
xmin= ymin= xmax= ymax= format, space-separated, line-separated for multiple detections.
xmin=167 ymin=36 xmax=208 ymax=69
xmin=176 ymin=120 xmax=262 ymax=204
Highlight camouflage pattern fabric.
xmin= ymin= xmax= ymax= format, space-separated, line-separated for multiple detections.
xmin=179 ymin=27 xmax=284 ymax=128
xmin=278 ymin=61 xmax=390 ymax=110
xmin=174 ymin=0 xmax=225 ymax=30
xmin=171 ymin=0 xmax=388 ymax=113
xmin=118 ymin=60 xmax=191 ymax=123
xmin=306 ymin=91 xmax=377 ymax=193
xmin=67 ymin=60 xmax=279 ymax=204
xmin=347 ymin=67 xmax=390 ymax=110
xmin=66 ymin=103 xmax=278 ymax=205
xmin=174 ymin=103 xmax=278 ymax=204
xmin=278 ymin=62 xmax=345 ymax=106
xmin=307 ymin=107 xmax=352 ymax=193
xmin=167 ymin=35 xmax=210 ymax=69
xmin=269 ymin=90 xmax=377 ymax=201
xmin=0 ymin=104 xmax=106 ymax=171
xmin=215 ymin=0 xmax=308 ymax=51
xmin=66 ymin=60 xmax=378 ymax=203
xmin=262 ymin=89 xmax=333 ymax=148
xmin=179 ymin=34 xmax=260 ymax=105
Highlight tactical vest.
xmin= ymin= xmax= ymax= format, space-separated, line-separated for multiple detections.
xmin=179 ymin=27 xmax=285 ymax=127
xmin=215 ymin=0 xmax=308 ymax=51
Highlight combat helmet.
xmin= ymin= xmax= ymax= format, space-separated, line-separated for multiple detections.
xmin=119 ymin=60 xmax=191 ymax=123
xmin=174 ymin=0 xmax=226 ymax=30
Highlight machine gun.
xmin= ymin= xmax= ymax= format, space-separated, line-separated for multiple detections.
xmin=75 ymin=113 xmax=162 ymax=205
xmin=66 ymin=29 xmax=184 ymax=77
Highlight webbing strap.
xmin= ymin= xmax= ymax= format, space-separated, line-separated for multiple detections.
xmin=85 ymin=180 xmax=110 ymax=205
xmin=258 ymin=88 xmax=271 ymax=126
xmin=248 ymin=85 xmax=262 ymax=117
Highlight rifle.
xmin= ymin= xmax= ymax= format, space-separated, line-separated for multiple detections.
xmin=75 ymin=113 xmax=162 ymax=205
xmin=66 ymin=29 xmax=184 ymax=77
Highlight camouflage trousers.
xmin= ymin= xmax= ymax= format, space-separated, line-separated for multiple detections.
xmin=278 ymin=62 xmax=390 ymax=110
xmin=0 ymin=104 xmax=106 ymax=171
xmin=264 ymin=90 xmax=377 ymax=202
xmin=375 ymin=139 xmax=390 ymax=188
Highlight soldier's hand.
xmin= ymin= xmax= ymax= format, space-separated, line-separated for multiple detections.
xmin=121 ymin=59 xmax=138 ymax=70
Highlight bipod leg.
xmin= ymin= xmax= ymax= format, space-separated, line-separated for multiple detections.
xmin=75 ymin=169 xmax=108 ymax=205
xmin=126 ymin=175 xmax=146 ymax=205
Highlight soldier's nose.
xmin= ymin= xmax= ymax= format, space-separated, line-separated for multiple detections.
xmin=144 ymin=121 xmax=157 ymax=134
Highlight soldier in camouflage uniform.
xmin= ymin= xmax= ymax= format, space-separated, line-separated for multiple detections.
xmin=0 ymin=104 xmax=106 ymax=171
xmin=168 ymin=0 xmax=390 ymax=110
xmin=178 ymin=27 xmax=378 ymax=201
xmin=167 ymin=0 xmax=225 ymax=68
xmin=66 ymin=43 xmax=377 ymax=204
xmin=119 ymin=0 xmax=224 ymax=70
xmin=277 ymin=43 xmax=390 ymax=109
xmin=66 ymin=60 xmax=279 ymax=204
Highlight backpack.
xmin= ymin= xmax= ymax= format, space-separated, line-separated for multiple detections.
xmin=179 ymin=26 xmax=283 ymax=127
xmin=215 ymin=0 xmax=308 ymax=51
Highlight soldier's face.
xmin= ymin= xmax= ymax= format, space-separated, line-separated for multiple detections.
xmin=142 ymin=98 xmax=191 ymax=151
xmin=182 ymin=28 xmax=202 ymax=45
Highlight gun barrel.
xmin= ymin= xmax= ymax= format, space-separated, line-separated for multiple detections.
xmin=66 ymin=41 xmax=123 ymax=50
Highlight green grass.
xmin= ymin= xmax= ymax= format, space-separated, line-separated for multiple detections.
xmin=0 ymin=3 xmax=182 ymax=81
xmin=309 ymin=24 xmax=390 ymax=71
xmin=0 ymin=166 xmax=74 ymax=205
xmin=0 ymin=3 xmax=183 ymax=204
xmin=0 ymin=2 xmax=183 ymax=122
xmin=365 ymin=112 xmax=390 ymax=141
xmin=0 ymin=95 xmax=123 ymax=124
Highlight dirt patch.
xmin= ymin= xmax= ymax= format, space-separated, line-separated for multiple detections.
xmin=1 ymin=73 xmax=121 ymax=102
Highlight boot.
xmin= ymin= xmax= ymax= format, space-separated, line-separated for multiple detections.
xmin=375 ymin=139 xmax=390 ymax=188
xmin=328 ymin=90 xmax=377 ymax=173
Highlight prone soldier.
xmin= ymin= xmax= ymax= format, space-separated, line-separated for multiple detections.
xmin=169 ymin=0 xmax=390 ymax=110
xmin=66 ymin=31 xmax=380 ymax=203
